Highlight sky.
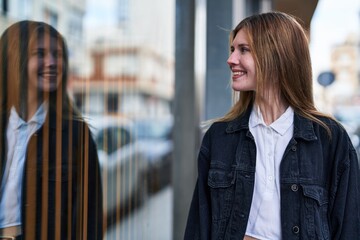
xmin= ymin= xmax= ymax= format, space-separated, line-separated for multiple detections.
xmin=84 ymin=0 xmax=117 ymax=27
xmin=310 ymin=0 xmax=360 ymax=75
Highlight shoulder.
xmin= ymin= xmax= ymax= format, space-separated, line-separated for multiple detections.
xmin=200 ymin=116 xmax=247 ymax=150
xmin=203 ymin=119 xmax=237 ymax=139
xmin=207 ymin=121 xmax=230 ymax=133
xmin=310 ymin=115 xmax=355 ymax=155
xmin=205 ymin=112 xmax=249 ymax=135
xmin=294 ymin=112 xmax=346 ymax=138
xmin=314 ymin=115 xmax=349 ymax=137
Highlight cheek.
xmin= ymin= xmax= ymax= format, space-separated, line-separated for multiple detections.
xmin=28 ymin=58 xmax=36 ymax=70
xmin=57 ymin=57 xmax=64 ymax=74
xmin=249 ymin=61 xmax=256 ymax=80
xmin=27 ymin=59 xmax=38 ymax=78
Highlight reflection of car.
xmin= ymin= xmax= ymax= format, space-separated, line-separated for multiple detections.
xmin=87 ymin=116 xmax=146 ymax=220
xmin=333 ymin=106 xmax=360 ymax=158
xmin=134 ymin=118 xmax=173 ymax=192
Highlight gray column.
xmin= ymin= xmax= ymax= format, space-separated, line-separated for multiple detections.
xmin=173 ymin=0 xmax=200 ymax=239
xmin=205 ymin=0 xmax=233 ymax=120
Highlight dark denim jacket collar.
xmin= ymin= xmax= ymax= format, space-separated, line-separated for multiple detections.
xmin=226 ymin=106 xmax=317 ymax=142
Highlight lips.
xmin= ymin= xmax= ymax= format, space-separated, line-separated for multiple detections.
xmin=231 ymin=69 xmax=247 ymax=79
xmin=38 ymin=71 xmax=58 ymax=79
xmin=233 ymin=71 xmax=246 ymax=76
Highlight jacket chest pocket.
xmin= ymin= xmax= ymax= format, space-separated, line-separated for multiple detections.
xmin=48 ymin=164 xmax=70 ymax=182
xmin=301 ymin=184 xmax=330 ymax=239
xmin=37 ymin=159 xmax=71 ymax=183
xmin=208 ymin=168 xmax=236 ymax=222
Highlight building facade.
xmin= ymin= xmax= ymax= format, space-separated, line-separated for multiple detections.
xmin=71 ymin=0 xmax=175 ymax=121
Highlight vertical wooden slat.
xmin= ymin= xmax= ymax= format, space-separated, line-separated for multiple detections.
xmin=102 ymin=131 xmax=108 ymax=238
xmin=24 ymin=136 xmax=37 ymax=240
xmin=40 ymin=106 xmax=49 ymax=240
xmin=54 ymin=65 xmax=63 ymax=240
xmin=116 ymin=124 xmax=121 ymax=239
xmin=82 ymin=125 xmax=89 ymax=239
xmin=76 ymin=128 xmax=84 ymax=240
xmin=67 ymin=114 xmax=73 ymax=240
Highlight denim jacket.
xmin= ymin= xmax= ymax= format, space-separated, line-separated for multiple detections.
xmin=185 ymin=108 xmax=360 ymax=240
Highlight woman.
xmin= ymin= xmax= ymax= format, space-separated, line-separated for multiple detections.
xmin=185 ymin=12 xmax=360 ymax=239
xmin=0 ymin=21 xmax=103 ymax=239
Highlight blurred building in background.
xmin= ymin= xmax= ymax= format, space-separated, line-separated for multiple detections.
xmin=70 ymin=0 xmax=174 ymax=121
xmin=70 ymin=44 xmax=173 ymax=119
xmin=328 ymin=34 xmax=360 ymax=106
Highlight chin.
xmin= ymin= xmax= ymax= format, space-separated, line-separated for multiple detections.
xmin=232 ymin=85 xmax=252 ymax=92
xmin=38 ymin=84 xmax=60 ymax=93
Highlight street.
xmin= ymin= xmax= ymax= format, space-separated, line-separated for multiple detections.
xmin=104 ymin=186 xmax=173 ymax=240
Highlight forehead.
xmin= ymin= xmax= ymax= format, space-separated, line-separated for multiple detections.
xmin=28 ymin=31 xmax=62 ymax=49
xmin=232 ymin=29 xmax=250 ymax=44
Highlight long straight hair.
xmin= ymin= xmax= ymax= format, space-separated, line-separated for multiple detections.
xmin=218 ymin=12 xmax=332 ymax=134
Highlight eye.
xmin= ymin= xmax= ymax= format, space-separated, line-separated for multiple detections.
xmin=230 ymin=46 xmax=235 ymax=53
xmin=33 ymin=50 xmax=45 ymax=58
xmin=53 ymin=50 xmax=62 ymax=58
xmin=240 ymin=46 xmax=250 ymax=54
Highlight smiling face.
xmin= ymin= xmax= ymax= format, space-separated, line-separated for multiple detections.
xmin=227 ymin=29 xmax=256 ymax=92
xmin=27 ymin=32 xmax=63 ymax=93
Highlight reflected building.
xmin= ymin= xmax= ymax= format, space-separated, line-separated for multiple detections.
xmin=70 ymin=44 xmax=173 ymax=119
xmin=71 ymin=0 xmax=175 ymax=121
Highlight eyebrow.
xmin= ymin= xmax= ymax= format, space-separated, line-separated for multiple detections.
xmin=230 ymin=43 xmax=250 ymax=48
xmin=31 ymin=47 xmax=62 ymax=51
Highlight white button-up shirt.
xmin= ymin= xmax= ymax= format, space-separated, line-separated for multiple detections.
xmin=245 ymin=106 xmax=294 ymax=240
xmin=0 ymin=104 xmax=47 ymax=229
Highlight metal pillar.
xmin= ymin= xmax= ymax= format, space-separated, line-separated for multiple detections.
xmin=205 ymin=0 xmax=233 ymax=120
xmin=173 ymin=0 xmax=199 ymax=239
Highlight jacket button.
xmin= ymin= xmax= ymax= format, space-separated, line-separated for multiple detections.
xmin=292 ymin=226 xmax=300 ymax=234
xmin=291 ymin=145 xmax=297 ymax=151
xmin=291 ymin=184 xmax=298 ymax=192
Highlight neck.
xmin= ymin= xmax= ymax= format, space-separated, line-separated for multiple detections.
xmin=25 ymin=90 xmax=47 ymax=121
xmin=258 ymin=95 xmax=288 ymax=126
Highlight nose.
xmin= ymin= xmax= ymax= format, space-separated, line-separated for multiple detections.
xmin=45 ymin=53 xmax=57 ymax=67
xmin=227 ymin=52 xmax=238 ymax=67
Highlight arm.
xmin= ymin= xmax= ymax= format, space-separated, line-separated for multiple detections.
xmin=330 ymin=132 xmax=360 ymax=239
xmin=73 ymin=121 xmax=103 ymax=240
xmin=184 ymin=130 xmax=211 ymax=240
xmin=84 ymin=125 xmax=103 ymax=240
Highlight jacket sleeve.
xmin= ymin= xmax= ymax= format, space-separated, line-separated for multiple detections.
xmin=75 ymin=122 xmax=103 ymax=240
xmin=330 ymin=129 xmax=360 ymax=239
xmin=85 ymin=125 xmax=103 ymax=240
xmin=184 ymin=129 xmax=212 ymax=240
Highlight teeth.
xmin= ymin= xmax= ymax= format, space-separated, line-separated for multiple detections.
xmin=233 ymin=71 xmax=245 ymax=76
xmin=40 ymin=73 xmax=57 ymax=76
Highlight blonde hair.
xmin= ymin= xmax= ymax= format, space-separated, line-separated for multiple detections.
xmin=218 ymin=12 xmax=332 ymax=135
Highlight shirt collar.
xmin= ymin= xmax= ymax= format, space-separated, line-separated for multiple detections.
xmin=249 ymin=105 xmax=294 ymax=136
xmin=9 ymin=102 xmax=48 ymax=130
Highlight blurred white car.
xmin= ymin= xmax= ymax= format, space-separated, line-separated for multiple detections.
xmin=134 ymin=117 xmax=173 ymax=192
xmin=87 ymin=116 xmax=146 ymax=222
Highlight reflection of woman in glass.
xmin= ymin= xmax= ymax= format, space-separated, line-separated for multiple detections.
xmin=0 ymin=21 xmax=102 ymax=239
xmin=185 ymin=12 xmax=360 ymax=239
